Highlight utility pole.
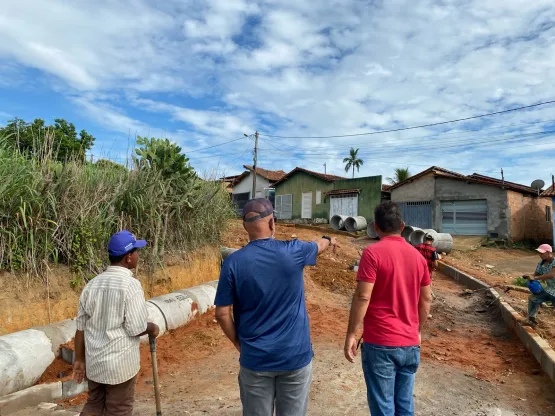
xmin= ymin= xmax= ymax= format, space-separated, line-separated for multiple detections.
xmin=252 ymin=131 xmax=259 ymax=198
xmin=323 ymin=162 xmax=327 ymax=174
xmin=501 ymin=168 xmax=504 ymax=185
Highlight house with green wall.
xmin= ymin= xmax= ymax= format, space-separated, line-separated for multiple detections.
xmin=272 ymin=167 xmax=383 ymax=222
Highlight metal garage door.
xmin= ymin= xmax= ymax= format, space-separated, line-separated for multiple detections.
xmin=275 ymin=194 xmax=292 ymax=220
xmin=397 ymin=201 xmax=432 ymax=229
xmin=329 ymin=194 xmax=358 ymax=218
xmin=441 ymin=200 xmax=488 ymax=235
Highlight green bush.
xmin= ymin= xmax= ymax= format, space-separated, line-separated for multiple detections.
xmin=0 ymin=132 xmax=234 ymax=279
xmin=512 ymin=277 xmax=528 ymax=287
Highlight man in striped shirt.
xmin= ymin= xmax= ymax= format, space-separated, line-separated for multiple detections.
xmin=73 ymin=230 xmax=159 ymax=416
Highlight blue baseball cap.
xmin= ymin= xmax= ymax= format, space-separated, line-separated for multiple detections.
xmin=108 ymin=230 xmax=147 ymax=256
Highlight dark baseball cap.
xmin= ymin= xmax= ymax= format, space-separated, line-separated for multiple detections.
xmin=425 ymin=234 xmax=435 ymax=241
xmin=242 ymin=198 xmax=274 ymax=223
xmin=108 ymin=230 xmax=147 ymax=256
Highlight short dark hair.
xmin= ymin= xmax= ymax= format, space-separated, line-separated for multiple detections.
xmin=374 ymin=201 xmax=403 ymax=233
xmin=109 ymin=248 xmax=137 ymax=264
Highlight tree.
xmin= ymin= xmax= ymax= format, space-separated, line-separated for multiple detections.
xmin=0 ymin=117 xmax=95 ymax=162
xmin=343 ymin=147 xmax=364 ymax=178
xmin=387 ymin=167 xmax=411 ymax=184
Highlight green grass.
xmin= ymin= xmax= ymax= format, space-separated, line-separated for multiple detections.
xmin=0 ymin=134 xmax=234 ymax=282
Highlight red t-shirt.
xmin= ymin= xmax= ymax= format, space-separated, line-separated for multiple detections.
xmin=357 ymin=235 xmax=431 ymax=346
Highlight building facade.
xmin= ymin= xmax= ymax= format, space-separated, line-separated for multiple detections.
xmin=273 ymin=167 xmax=382 ymax=222
xmin=390 ymin=167 xmax=552 ymax=242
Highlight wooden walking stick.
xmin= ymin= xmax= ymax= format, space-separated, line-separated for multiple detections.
xmin=149 ymin=335 xmax=162 ymax=416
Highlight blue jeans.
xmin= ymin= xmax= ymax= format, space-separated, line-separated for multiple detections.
xmin=528 ymin=291 xmax=555 ymax=318
xmin=361 ymin=343 xmax=420 ymax=416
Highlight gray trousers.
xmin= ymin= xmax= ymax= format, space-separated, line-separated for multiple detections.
xmin=239 ymin=361 xmax=312 ymax=416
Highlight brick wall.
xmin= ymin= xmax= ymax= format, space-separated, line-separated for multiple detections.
xmin=507 ymin=191 xmax=552 ymax=243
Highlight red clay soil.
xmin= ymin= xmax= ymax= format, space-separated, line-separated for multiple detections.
xmin=443 ymin=257 xmax=555 ymax=349
xmin=57 ymin=392 xmax=88 ymax=408
xmin=421 ymin=274 xmax=544 ymax=383
xmin=36 ymin=357 xmax=73 ymax=385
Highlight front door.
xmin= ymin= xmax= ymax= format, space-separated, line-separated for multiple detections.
xmin=302 ymin=192 xmax=313 ymax=219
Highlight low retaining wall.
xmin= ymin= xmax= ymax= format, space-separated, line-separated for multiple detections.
xmin=438 ymin=262 xmax=555 ymax=383
xmin=0 ymin=280 xmax=218 ymax=402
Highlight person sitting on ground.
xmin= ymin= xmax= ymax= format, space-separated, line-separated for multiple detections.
xmin=526 ymin=244 xmax=555 ymax=325
xmin=344 ymin=201 xmax=432 ymax=416
xmin=73 ymin=230 xmax=160 ymax=416
xmin=214 ymin=198 xmax=337 ymax=416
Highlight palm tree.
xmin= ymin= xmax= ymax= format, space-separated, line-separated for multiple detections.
xmin=387 ymin=167 xmax=411 ymax=184
xmin=343 ymin=148 xmax=364 ymax=178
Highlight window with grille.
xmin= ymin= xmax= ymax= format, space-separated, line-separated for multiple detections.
xmin=547 ymin=206 xmax=552 ymax=222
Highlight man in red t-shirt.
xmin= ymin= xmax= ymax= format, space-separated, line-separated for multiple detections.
xmin=344 ymin=201 xmax=432 ymax=416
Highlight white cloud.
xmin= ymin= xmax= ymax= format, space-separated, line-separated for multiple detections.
xmin=1 ymin=0 xmax=555 ymax=185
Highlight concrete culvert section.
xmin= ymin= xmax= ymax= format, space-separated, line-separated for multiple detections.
xmin=0 ymin=329 xmax=55 ymax=397
xmin=330 ymin=215 xmax=347 ymax=230
xmin=433 ymin=233 xmax=454 ymax=254
xmin=367 ymin=221 xmax=378 ymax=238
xmin=402 ymin=225 xmax=421 ymax=243
xmin=410 ymin=229 xmax=439 ymax=246
xmin=344 ymin=216 xmax=367 ymax=232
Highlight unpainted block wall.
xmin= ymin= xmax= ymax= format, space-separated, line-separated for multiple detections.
xmin=507 ymin=191 xmax=553 ymax=242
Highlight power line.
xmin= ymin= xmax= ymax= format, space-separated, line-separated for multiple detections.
xmin=185 ymin=135 xmax=249 ymax=153
xmin=259 ymin=129 xmax=555 ymax=158
xmin=259 ymin=99 xmax=555 ymax=139
xmin=260 ymin=118 xmax=555 ymax=152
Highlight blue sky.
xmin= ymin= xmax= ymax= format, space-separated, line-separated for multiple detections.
xmin=1 ymin=0 xmax=555 ymax=186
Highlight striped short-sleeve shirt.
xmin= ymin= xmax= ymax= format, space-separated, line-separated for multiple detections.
xmin=76 ymin=266 xmax=148 ymax=385
xmin=536 ymin=259 xmax=555 ymax=297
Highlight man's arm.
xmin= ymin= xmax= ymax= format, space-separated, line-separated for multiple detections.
xmin=138 ymin=322 xmax=160 ymax=338
xmin=418 ymin=285 xmax=433 ymax=340
xmin=314 ymin=236 xmax=338 ymax=255
xmin=73 ymin=330 xmax=86 ymax=384
xmin=344 ymin=281 xmax=374 ymax=363
xmin=215 ymin=305 xmax=240 ymax=352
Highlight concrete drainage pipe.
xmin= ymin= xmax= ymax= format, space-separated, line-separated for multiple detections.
xmin=433 ymin=233 xmax=454 ymax=254
xmin=410 ymin=229 xmax=439 ymax=246
xmin=0 ymin=329 xmax=56 ymax=397
xmin=0 ymin=280 xmax=219 ymax=397
xmin=344 ymin=216 xmax=368 ymax=233
xmin=367 ymin=221 xmax=378 ymax=239
xmin=401 ymin=226 xmax=422 ymax=244
xmin=330 ymin=215 xmax=348 ymax=231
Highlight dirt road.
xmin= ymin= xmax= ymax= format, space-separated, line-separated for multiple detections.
xmin=40 ymin=225 xmax=554 ymax=415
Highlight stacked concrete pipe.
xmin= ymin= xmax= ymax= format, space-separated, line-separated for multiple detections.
xmin=401 ymin=225 xmax=422 ymax=243
xmin=0 ymin=279 xmax=220 ymax=397
xmin=344 ymin=216 xmax=368 ymax=233
xmin=330 ymin=215 xmax=348 ymax=231
xmin=404 ymin=227 xmax=454 ymax=254
xmin=410 ymin=228 xmax=439 ymax=246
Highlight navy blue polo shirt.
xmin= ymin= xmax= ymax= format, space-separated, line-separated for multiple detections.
xmin=215 ymin=238 xmax=318 ymax=372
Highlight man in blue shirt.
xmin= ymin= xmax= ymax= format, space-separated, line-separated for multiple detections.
xmin=215 ymin=198 xmax=336 ymax=416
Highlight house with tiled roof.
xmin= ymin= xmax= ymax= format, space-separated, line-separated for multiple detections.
xmin=272 ymin=167 xmax=383 ymax=222
xmin=230 ymin=165 xmax=287 ymax=211
xmin=389 ymin=166 xmax=552 ymax=242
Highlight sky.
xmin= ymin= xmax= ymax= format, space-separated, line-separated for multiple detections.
xmin=1 ymin=0 xmax=555 ymax=187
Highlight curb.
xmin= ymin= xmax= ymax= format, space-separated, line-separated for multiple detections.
xmin=0 ymin=380 xmax=89 ymax=415
xmin=438 ymin=262 xmax=555 ymax=383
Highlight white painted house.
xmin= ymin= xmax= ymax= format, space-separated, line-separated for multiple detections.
xmin=231 ymin=165 xmax=287 ymax=211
